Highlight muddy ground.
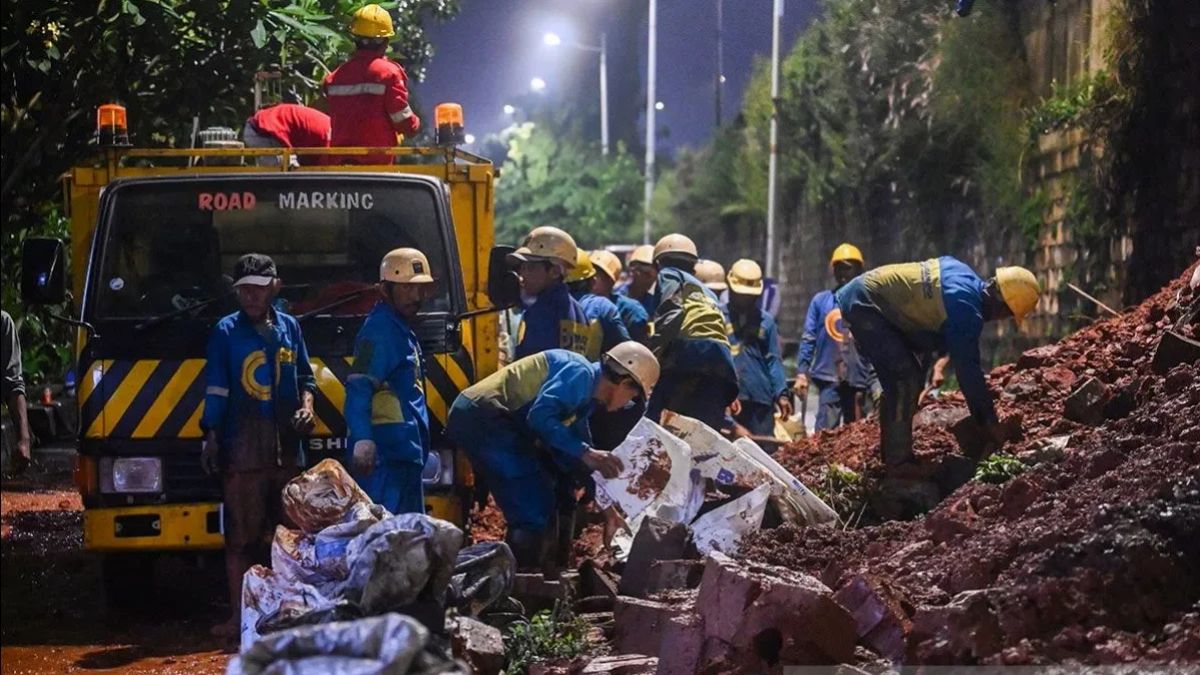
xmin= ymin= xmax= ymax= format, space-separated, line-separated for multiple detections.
xmin=1 ymin=463 xmax=232 ymax=674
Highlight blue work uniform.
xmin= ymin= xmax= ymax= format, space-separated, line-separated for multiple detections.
xmin=645 ymin=268 xmax=738 ymax=430
xmin=516 ymin=283 xmax=593 ymax=360
xmin=572 ymin=290 xmax=631 ymax=358
xmin=617 ymin=284 xmax=658 ymax=318
xmin=728 ymin=305 xmax=787 ymax=436
xmin=445 ymin=350 xmax=598 ymax=532
xmin=837 ymin=256 xmax=995 ymax=466
xmin=344 ymin=302 xmax=431 ymax=514
xmin=798 ymin=289 xmax=879 ymax=430
xmin=202 ymin=308 xmax=315 ymax=471
xmin=612 ymin=293 xmax=650 ymax=344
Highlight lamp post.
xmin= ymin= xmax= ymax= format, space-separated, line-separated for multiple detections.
xmin=543 ymin=31 xmax=609 ymax=156
xmin=765 ymin=0 xmax=782 ymax=277
xmin=643 ymin=0 xmax=657 ymax=245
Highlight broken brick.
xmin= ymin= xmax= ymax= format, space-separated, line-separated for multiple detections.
xmin=613 ymin=595 xmax=683 ymax=656
xmin=644 ymin=559 xmax=705 ymax=596
xmin=617 ymin=517 xmax=697 ymax=598
xmin=449 ymin=616 xmax=505 ymax=675
xmin=656 ymin=614 xmax=705 ymax=675
xmin=580 ymin=654 xmax=659 ymax=674
xmin=910 ymin=590 xmax=1002 ymax=663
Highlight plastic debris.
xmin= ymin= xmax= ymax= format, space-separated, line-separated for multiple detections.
xmin=448 ymin=542 xmax=517 ymax=616
xmin=229 ymin=613 xmax=430 ymax=675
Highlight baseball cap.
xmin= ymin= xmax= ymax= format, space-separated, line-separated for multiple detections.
xmin=233 ymin=253 xmax=278 ymax=287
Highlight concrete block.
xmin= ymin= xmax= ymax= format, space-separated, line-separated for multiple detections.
xmin=613 ymin=595 xmax=682 ymax=657
xmin=644 ymin=559 xmax=705 ymax=596
xmin=656 ymin=614 xmax=705 ymax=675
xmin=449 ymin=616 xmax=505 ymax=675
xmin=579 ymin=654 xmax=659 ymax=674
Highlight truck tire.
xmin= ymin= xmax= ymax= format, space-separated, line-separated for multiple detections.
xmin=101 ymin=553 xmax=156 ymax=611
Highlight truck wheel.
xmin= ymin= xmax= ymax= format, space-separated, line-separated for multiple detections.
xmin=101 ymin=553 xmax=156 ymax=611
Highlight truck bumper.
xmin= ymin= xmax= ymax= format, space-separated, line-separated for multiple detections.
xmin=83 ymin=502 xmax=224 ymax=552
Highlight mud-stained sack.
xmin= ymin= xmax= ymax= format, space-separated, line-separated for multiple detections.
xmin=240 ymin=565 xmax=338 ymax=653
xmin=228 ymin=613 xmax=428 ymax=675
xmin=447 ymin=542 xmax=517 ymax=616
xmin=283 ymin=458 xmax=374 ymax=534
xmin=689 ymin=483 xmax=772 ymax=555
xmin=732 ymin=437 xmax=838 ymax=526
xmin=341 ymin=514 xmax=465 ymax=614
xmin=593 ymin=417 xmax=698 ymax=523
xmin=272 ymin=503 xmax=389 ymax=591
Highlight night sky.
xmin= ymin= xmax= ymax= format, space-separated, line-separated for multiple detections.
xmin=418 ymin=1 xmax=818 ymax=154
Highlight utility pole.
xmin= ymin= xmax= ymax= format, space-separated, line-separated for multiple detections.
xmin=765 ymin=0 xmax=782 ymax=277
xmin=715 ymin=0 xmax=724 ymax=128
xmin=600 ymin=33 xmax=609 ymax=156
xmin=643 ymin=0 xmax=657 ymax=245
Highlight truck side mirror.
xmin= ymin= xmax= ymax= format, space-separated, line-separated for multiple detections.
xmin=486 ymin=245 xmax=520 ymax=309
xmin=21 ymin=238 xmax=67 ymax=305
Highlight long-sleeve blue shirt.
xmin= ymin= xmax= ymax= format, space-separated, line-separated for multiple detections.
xmin=460 ymin=349 xmax=597 ymax=462
xmin=728 ymin=306 xmax=788 ymax=405
xmin=201 ymin=308 xmax=315 ymax=470
xmin=344 ymin=302 xmax=430 ymax=465
xmin=572 ymin=290 xmax=631 ymax=357
xmin=612 ymin=293 xmax=650 ymax=344
xmin=616 ymin=283 xmax=658 ymax=318
xmin=797 ymin=289 xmax=876 ymax=388
xmin=516 ymin=283 xmax=592 ymax=360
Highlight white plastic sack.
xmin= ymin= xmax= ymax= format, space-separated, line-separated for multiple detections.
xmin=240 ymin=565 xmax=339 ymax=653
xmin=732 ymin=437 xmax=838 ymax=526
xmin=272 ymin=502 xmax=389 ymax=592
xmin=660 ymin=412 xmax=773 ymax=490
xmin=228 ymin=612 xmax=428 ymax=675
xmin=689 ymin=484 xmax=772 ymax=556
xmin=340 ymin=514 xmax=464 ymax=614
xmin=593 ymin=417 xmax=698 ymax=523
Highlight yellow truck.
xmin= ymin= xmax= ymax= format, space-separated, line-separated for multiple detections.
xmin=20 ymin=105 xmax=519 ymax=598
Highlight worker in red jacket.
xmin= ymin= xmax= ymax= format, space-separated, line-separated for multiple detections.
xmin=323 ymin=4 xmax=421 ymax=165
xmin=242 ymin=99 xmax=331 ymax=167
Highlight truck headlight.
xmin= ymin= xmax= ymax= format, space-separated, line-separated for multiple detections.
xmin=99 ymin=457 xmax=163 ymax=494
xmin=422 ymin=448 xmax=454 ymax=487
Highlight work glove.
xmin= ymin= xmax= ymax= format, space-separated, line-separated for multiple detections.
xmin=581 ymin=448 xmax=623 ymax=480
xmin=352 ymin=440 xmax=377 ymax=476
xmin=291 ymin=407 xmax=315 ymax=433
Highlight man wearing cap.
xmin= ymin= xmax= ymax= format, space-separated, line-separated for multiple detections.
xmin=445 ymin=342 xmax=656 ymax=575
xmin=200 ymin=253 xmax=316 ymax=637
xmin=590 ymin=250 xmax=649 ymax=344
xmin=726 ymin=259 xmax=791 ymax=436
xmin=616 ymin=244 xmax=659 ymax=317
xmin=796 ymin=243 xmax=879 ymax=430
xmin=323 ymin=4 xmax=421 ymax=165
xmin=644 ymin=234 xmax=738 ymax=430
xmin=508 ymin=226 xmax=593 ymax=359
xmin=345 ymin=248 xmax=435 ymax=514
xmin=567 ymin=250 xmax=630 ymax=358
xmin=837 ymin=257 xmax=1039 ymax=478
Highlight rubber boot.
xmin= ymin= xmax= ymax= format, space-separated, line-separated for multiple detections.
xmin=505 ymin=528 xmax=547 ymax=572
xmin=548 ymin=506 xmax=577 ymax=580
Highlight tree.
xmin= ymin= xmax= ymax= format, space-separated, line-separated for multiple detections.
xmin=494 ymin=122 xmax=644 ymax=249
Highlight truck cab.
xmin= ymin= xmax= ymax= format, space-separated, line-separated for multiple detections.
xmin=21 ymin=123 xmax=518 ymax=592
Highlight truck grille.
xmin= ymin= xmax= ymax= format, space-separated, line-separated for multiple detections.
xmin=163 ymin=453 xmax=221 ymax=501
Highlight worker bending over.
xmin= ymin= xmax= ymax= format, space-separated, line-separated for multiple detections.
xmin=345 ymin=248 xmax=434 ymax=514
xmin=589 ymin=249 xmax=649 ymax=344
xmin=567 ymin=250 xmax=630 ymax=358
xmin=796 ymin=243 xmax=878 ymax=430
xmin=617 ymin=244 xmax=658 ymax=317
xmin=242 ymin=99 xmax=330 ymax=167
xmin=837 ymin=257 xmax=1039 ymax=474
xmin=323 ymin=4 xmax=420 ymax=164
xmin=446 ymin=342 xmax=659 ymax=574
xmin=726 ymin=259 xmax=790 ymax=436
xmin=508 ymin=226 xmax=592 ymax=359
xmin=644 ymin=234 xmax=738 ymax=430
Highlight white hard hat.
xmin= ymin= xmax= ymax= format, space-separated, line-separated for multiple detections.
xmin=380 ymin=248 xmax=434 ymax=283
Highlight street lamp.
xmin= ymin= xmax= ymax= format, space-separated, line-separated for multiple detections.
xmin=542 ymin=30 xmax=609 ymax=155
xmin=655 ymin=101 xmax=665 ymax=111
xmin=464 ymin=133 xmax=476 ymax=145
xmin=503 ymin=104 xmax=516 ymax=116
xmin=530 ymin=77 xmax=547 ymax=92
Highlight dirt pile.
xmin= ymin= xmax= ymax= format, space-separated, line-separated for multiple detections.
xmin=742 ymin=264 xmax=1200 ymax=665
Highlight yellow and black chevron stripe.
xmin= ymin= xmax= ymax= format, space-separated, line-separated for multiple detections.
xmin=78 ymin=348 xmax=477 ymax=439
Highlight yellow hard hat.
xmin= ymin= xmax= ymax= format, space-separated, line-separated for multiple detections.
xmin=653 ymin=233 xmax=698 ymax=263
xmin=507 ymin=226 xmax=578 ymax=268
xmin=995 ymin=266 xmax=1040 ymax=327
xmin=694 ymin=259 xmax=727 ymax=291
xmin=603 ymin=341 xmax=660 ymax=394
xmin=566 ymin=249 xmax=597 ymax=283
xmin=380 ymin=248 xmax=434 ymax=283
xmin=830 ymin=243 xmax=865 ymax=267
xmin=727 ymin=258 xmax=764 ymax=296
xmin=589 ymin=250 xmax=623 ymax=282
xmin=628 ymin=244 xmax=655 ymax=266
xmin=350 ymin=4 xmax=395 ymax=38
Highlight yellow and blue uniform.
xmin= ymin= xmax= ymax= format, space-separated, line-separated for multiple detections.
xmin=344 ymin=302 xmax=431 ymax=513
xmin=613 ymin=293 xmax=650 ymax=344
xmin=728 ymin=306 xmax=787 ymax=436
xmin=516 ymin=283 xmax=593 ymax=360
xmin=645 ymin=268 xmax=738 ymax=429
xmin=799 ymin=289 xmax=879 ymax=429
xmin=201 ymin=308 xmax=315 ymax=471
xmin=837 ymin=256 xmax=994 ymax=465
xmin=445 ymin=350 xmax=598 ymax=532
xmin=573 ymin=290 xmax=631 ymax=357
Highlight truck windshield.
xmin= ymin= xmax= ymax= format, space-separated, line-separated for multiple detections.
xmin=93 ymin=177 xmax=453 ymax=320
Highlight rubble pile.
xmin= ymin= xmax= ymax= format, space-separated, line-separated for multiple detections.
xmin=740 ymin=264 xmax=1200 ymax=665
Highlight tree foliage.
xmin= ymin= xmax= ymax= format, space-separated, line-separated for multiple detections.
xmin=1 ymin=0 xmax=457 ymax=383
